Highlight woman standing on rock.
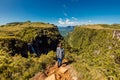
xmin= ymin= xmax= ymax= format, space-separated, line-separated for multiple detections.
xmin=56 ymin=42 xmax=64 ymax=67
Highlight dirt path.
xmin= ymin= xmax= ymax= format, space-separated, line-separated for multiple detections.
xmin=30 ymin=59 xmax=77 ymax=80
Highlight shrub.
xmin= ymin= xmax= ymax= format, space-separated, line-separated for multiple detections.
xmin=0 ymin=50 xmax=56 ymax=80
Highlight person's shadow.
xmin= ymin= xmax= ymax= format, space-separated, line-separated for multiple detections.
xmin=62 ymin=59 xmax=74 ymax=66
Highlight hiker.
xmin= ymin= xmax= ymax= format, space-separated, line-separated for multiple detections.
xmin=56 ymin=42 xmax=64 ymax=67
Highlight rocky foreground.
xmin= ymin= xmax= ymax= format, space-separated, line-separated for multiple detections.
xmin=31 ymin=59 xmax=78 ymax=80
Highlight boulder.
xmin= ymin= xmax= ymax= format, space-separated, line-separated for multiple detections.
xmin=45 ymin=74 xmax=56 ymax=80
xmin=59 ymin=66 xmax=70 ymax=73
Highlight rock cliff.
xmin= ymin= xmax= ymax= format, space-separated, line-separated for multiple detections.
xmin=0 ymin=21 xmax=63 ymax=57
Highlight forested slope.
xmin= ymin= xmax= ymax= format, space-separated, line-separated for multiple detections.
xmin=66 ymin=25 xmax=120 ymax=80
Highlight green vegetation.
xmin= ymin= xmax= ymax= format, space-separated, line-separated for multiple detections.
xmin=0 ymin=21 xmax=55 ymax=41
xmin=66 ymin=25 xmax=120 ymax=80
xmin=78 ymin=24 xmax=120 ymax=30
xmin=0 ymin=21 xmax=62 ymax=79
xmin=100 ymin=24 xmax=120 ymax=29
xmin=0 ymin=21 xmax=62 ymax=57
xmin=0 ymin=49 xmax=56 ymax=80
xmin=1 ymin=23 xmax=120 ymax=80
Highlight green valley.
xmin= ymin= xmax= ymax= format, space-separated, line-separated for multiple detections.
xmin=0 ymin=23 xmax=120 ymax=80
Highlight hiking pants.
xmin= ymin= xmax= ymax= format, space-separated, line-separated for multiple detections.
xmin=57 ymin=58 xmax=62 ymax=66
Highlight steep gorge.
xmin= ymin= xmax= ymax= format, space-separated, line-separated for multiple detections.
xmin=0 ymin=22 xmax=63 ymax=57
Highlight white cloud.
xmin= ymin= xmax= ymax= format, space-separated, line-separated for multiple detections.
xmin=58 ymin=18 xmax=93 ymax=26
xmin=58 ymin=18 xmax=79 ymax=26
xmin=65 ymin=18 xmax=75 ymax=25
xmin=58 ymin=18 xmax=64 ymax=25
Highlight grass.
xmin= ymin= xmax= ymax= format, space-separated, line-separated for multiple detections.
xmin=79 ymin=24 xmax=120 ymax=30
xmin=0 ymin=23 xmax=60 ymax=44
xmin=0 ymin=21 xmax=54 ymax=40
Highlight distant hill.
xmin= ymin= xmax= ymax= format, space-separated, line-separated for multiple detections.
xmin=58 ymin=26 xmax=74 ymax=37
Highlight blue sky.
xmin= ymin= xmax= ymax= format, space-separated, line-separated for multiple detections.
xmin=0 ymin=0 xmax=120 ymax=26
